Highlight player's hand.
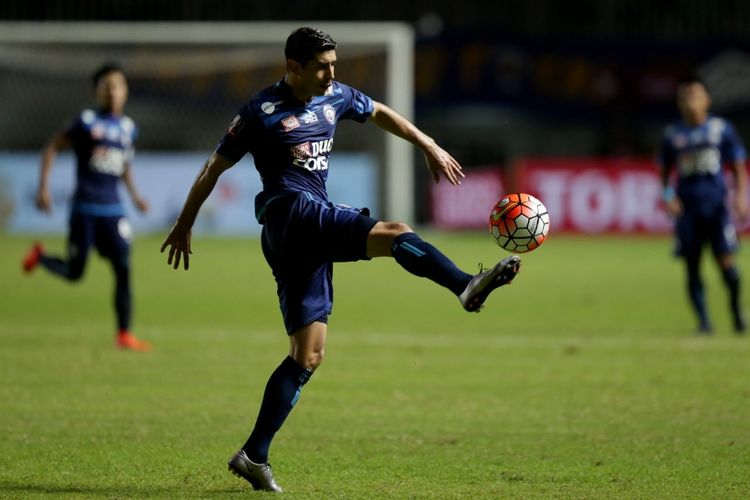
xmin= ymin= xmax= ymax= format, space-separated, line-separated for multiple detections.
xmin=36 ymin=188 xmax=52 ymax=213
xmin=423 ymin=144 xmax=465 ymax=186
xmin=134 ymin=196 xmax=150 ymax=214
xmin=665 ymin=197 xmax=683 ymax=217
xmin=161 ymin=224 xmax=192 ymax=270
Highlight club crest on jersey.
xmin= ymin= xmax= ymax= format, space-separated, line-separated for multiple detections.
xmin=281 ymin=115 xmax=301 ymax=132
xmin=323 ymin=104 xmax=336 ymax=124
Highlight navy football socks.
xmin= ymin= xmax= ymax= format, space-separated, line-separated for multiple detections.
xmin=110 ymin=255 xmax=132 ymax=332
xmin=243 ymin=356 xmax=313 ymax=463
xmin=39 ymin=255 xmax=84 ymax=280
xmin=686 ymin=258 xmax=711 ymax=331
xmin=721 ymin=265 xmax=744 ymax=331
xmin=391 ymin=232 xmax=472 ymax=296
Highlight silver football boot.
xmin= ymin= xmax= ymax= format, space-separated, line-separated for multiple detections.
xmin=228 ymin=450 xmax=283 ymax=492
xmin=459 ymin=255 xmax=521 ymax=312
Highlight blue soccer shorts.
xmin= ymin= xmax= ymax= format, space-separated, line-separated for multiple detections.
xmin=68 ymin=212 xmax=131 ymax=274
xmin=260 ymin=191 xmax=379 ymax=334
xmin=674 ymin=204 xmax=738 ymax=258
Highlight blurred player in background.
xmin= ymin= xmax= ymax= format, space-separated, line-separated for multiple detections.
xmin=22 ymin=63 xmax=151 ymax=352
xmin=160 ymin=27 xmax=521 ymax=492
xmin=660 ymin=75 xmax=748 ymax=335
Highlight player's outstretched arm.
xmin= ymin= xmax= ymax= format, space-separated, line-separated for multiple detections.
xmin=659 ymin=157 xmax=682 ymax=217
xmin=369 ymin=101 xmax=464 ymax=186
xmin=37 ymin=131 xmax=69 ymax=213
xmin=732 ymin=160 xmax=748 ymax=222
xmin=122 ymin=163 xmax=150 ymax=213
xmin=161 ymin=152 xmax=236 ymax=270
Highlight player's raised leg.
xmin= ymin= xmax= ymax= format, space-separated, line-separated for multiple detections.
xmin=367 ymin=221 xmax=521 ymax=312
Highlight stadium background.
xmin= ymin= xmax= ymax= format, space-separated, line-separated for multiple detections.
xmin=2 ymin=0 xmax=750 ymax=235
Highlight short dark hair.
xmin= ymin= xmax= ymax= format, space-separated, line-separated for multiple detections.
xmin=678 ymin=73 xmax=708 ymax=91
xmin=92 ymin=62 xmax=124 ymax=87
xmin=285 ymin=27 xmax=337 ymax=66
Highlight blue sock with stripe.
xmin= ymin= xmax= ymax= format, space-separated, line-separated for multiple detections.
xmin=391 ymin=232 xmax=472 ymax=295
xmin=242 ymin=356 xmax=312 ymax=463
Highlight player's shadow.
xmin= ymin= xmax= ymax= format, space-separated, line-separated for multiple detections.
xmin=0 ymin=480 xmax=249 ymax=497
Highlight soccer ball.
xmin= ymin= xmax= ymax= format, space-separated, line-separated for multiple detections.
xmin=489 ymin=193 xmax=550 ymax=253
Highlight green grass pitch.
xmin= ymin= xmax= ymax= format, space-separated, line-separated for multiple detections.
xmin=1 ymin=232 xmax=748 ymax=499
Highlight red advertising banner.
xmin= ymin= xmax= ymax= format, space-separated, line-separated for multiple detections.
xmin=514 ymin=157 xmax=672 ymax=234
xmin=430 ymin=166 xmax=505 ymax=230
xmin=430 ymin=157 xmax=749 ymax=233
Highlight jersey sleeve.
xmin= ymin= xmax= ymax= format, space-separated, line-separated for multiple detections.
xmin=338 ymin=84 xmax=375 ymax=123
xmin=125 ymin=120 xmax=138 ymax=165
xmin=63 ymin=113 xmax=86 ymax=143
xmin=721 ymin=121 xmax=747 ymax=164
xmin=216 ymin=107 xmax=263 ymax=162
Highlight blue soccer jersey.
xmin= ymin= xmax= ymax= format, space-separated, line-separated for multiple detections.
xmin=660 ymin=116 xmax=747 ymax=209
xmin=216 ymin=79 xmax=374 ymax=221
xmin=66 ymin=109 xmax=138 ymax=215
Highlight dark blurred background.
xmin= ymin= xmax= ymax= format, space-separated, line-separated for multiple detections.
xmin=3 ymin=0 xmax=750 ymax=159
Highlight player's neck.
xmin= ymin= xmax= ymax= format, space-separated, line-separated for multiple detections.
xmin=283 ymin=74 xmax=314 ymax=104
xmin=99 ymin=106 xmax=124 ymax=116
xmin=684 ymin=112 xmax=708 ymax=127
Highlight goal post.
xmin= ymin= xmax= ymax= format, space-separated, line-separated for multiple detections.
xmin=0 ymin=21 xmax=415 ymax=224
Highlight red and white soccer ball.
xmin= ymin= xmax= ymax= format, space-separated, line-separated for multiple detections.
xmin=489 ymin=193 xmax=550 ymax=253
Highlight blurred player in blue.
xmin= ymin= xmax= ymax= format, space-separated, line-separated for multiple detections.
xmin=22 ymin=63 xmax=152 ymax=352
xmin=660 ymin=75 xmax=748 ymax=335
xmin=160 ymin=27 xmax=521 ymax=492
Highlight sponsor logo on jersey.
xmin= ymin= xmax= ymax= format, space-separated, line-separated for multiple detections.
xmin=91 ymin=123 xmax=105 ymax=140
xmin=261 ymin=101 xmax=276 ymax=114
xmin=290 ymin=138 xmax=333 ymax=171
xmin=302 ymin=110 xmax=318 ymax=124
xmin=323 ymin=104 xmax=336 ymax=124
xmin=290 ymin=142 xmax=312 ymax=160
xmin=227 ymin=114 xmax=245 ymax=137
xmin=106 ymin=126 xmax=120 ymax=142
xmin=89 ymin=146 xmax=127 ymax=176
xmin=81 ymin=109 xmax=96 ymax=124
xmin=281 ymin=115 xmax=301 ymax=132
xmin=678 ymin=147 xmax=721 ymax=176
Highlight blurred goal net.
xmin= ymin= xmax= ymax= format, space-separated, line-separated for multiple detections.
xmin=0 ymin=21 xmax=415 ymax=222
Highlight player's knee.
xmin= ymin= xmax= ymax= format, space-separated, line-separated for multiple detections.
xmin=67 ymin=266 xmax=85 ymax=281
xmin=384 ymin=221 xmax=413 ymax=236
xmin=299 ymin=347 xmax=325 ymax=371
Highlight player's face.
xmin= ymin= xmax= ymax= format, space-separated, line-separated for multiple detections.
xmin=95 ymin=70 xmax=128 ymax=114
xmin=677 ymin=82 xmax=710 ymax=124
xmin=299 ymin=50 xmax=336 ymax=96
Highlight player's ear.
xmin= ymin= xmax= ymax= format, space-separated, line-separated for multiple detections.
xmin=287 ymin=58 xmax=302 ymax=75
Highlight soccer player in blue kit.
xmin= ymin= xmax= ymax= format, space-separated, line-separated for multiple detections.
xmin=22 ymin=63 xmax=152 ymax=352
xmin=660 ymin=75 xmax=748 ymax=334
xmin=161 ymin=27 xmax=521 ymax=491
